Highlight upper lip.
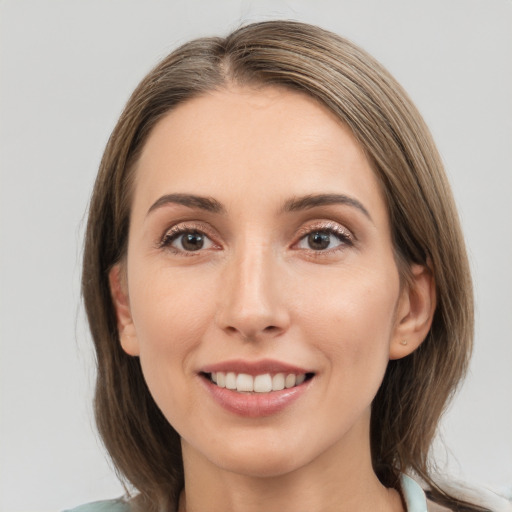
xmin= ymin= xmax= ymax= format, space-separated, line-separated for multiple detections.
xmin=200 ymin=359 xmax=312 ymax=376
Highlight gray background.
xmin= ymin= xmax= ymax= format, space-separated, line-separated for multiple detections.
xmin=1 ymin=1 xmax=511 ymax=511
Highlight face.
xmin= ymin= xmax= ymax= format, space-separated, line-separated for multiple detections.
xmin=111 ymin=86 xmax=422 ymax=479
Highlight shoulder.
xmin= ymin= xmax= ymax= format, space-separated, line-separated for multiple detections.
xmin=63 ymin=498 xmax=131 ymax=512
xmin=401 ymin=474 xmax=465 ymax=512
xmin=425 ymin=482 xmax=512 ymax=512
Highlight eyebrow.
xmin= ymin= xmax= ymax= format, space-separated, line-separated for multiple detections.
xmin=282 ymin=193 xmax=372 ymax=221
xmin=147 ymin=193 xmax=225 ymax=216
xmin=146 ymin=192 xmax=372 ymax=222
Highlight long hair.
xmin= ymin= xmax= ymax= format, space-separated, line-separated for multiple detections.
xmin=82 ymin=20 xmax=476 ymax=511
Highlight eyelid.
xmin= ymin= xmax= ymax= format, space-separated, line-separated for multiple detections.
xmin=294 ymin=220 xmax=354 ymax=242
xmin=292 ymin=220 xmax=355 ymax=254
xmin=158 ymin=221 xmax=220 ymax=250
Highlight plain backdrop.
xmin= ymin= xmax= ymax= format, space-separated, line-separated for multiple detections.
xmin=1 ymin=1 xmax=511 ymax=511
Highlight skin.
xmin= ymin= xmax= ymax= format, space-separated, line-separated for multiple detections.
xmin=110 ymin=86 xmax=435 ymax=512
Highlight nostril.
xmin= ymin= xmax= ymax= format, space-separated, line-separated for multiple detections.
xmin=224 ymin=324 xmax=281 ymax=340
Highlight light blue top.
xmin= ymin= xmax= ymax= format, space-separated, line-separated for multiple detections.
xmin=64 ymin=499 xmax=130 ymax=512
xmin=64 ymin=474 xmax=428 ymax=512
xmin=402 ymin=474 xmax=429 ymax=512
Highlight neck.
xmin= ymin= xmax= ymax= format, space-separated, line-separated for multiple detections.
xmin=178 ymin=415 xmax=403 ymax=512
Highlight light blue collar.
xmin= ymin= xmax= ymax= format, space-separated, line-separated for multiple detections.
xmin=401 ymin=474 xmax=428 ymax=512
xmin=67 ymin=475 xmax=429 ymax=512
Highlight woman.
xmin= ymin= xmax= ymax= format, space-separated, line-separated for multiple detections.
xmin=76 ymin=20 xmax=493 ymax=512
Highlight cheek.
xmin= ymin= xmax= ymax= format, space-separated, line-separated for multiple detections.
xmin=127 ymin=267 xmax=216 ymax=405
xmin=130 ymin=264 xmax=214 ymax=346
xmin=296 ymin=264 xmax=399 ymax=373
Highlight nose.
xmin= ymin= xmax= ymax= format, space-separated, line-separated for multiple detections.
xmin=215 ymin=241 xmax=290 ymax=341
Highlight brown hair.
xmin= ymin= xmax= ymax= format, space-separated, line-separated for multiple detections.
xmin=82 ymin=20 xmax=476 ymax=511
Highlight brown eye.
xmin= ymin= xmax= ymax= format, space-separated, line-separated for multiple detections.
xmin=307 ymin=231 xmax=331 ymax=250
xmin=162 ymin=229 xmax=214 ymax=252
xmin=180 ymin=232 xmax=205 ymax=251
xmin=296 ymin=227 xmax=352 ymax=252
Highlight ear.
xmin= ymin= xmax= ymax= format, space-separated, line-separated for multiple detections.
xmin=109 ymin=263 xmax=140 ymax=356
xmin=389 ymin=263 xmax=436 ymax=360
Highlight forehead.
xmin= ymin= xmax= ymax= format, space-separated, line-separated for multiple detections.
xmin=131 ymin=85 xmax=388 ymax=223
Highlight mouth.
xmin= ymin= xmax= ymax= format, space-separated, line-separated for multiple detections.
xmin=201 ymin=371 xmax=315 ymax=393
xmin=199 ymin=361 xmax=315 ymax=417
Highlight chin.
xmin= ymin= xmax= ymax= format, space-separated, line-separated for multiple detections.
xmin=184 ymin=428 xmax=313 ymax=479
xmin=215 ymin=449 xmax=306 ymax=479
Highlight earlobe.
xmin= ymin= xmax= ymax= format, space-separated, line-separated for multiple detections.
xmin=389 ymin=263 xmax=436 ymax=360
xmin=109 ymin=263 xmax=140 ymax=356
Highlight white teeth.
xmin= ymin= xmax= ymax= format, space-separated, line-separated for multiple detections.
xmin=209 ymin=371 xmax=308 ymax=393
xmin=295 ymin=374 xmax=306 ymax=385
xmin=254 ymin=374 xmax=272 ymax=393
xmin=225 ymin=372 xmax=237 ymax=390
xmin=272 ymin=373 xmax=285 ymax=391
xmin=236 ymin=373 xmax=254 ymax=392
xmin=285 ymin=374 xmax=296 ymax=388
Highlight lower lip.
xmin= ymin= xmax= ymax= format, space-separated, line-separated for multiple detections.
xmin=201 ymin=376 xmax=311 ymax=418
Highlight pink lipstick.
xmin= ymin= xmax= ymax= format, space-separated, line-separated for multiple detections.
xmin=199 ymin=359 xmax=314 ymax=417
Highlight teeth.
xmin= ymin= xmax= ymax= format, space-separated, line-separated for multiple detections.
xmin=285 ymin=374 xmax=296 ymax=388
xmin=208 ymin=371 xmax=308 ymax=393
xmin=272 ymin=373 xmax=285 ymax=391
xmin=225 ymin=372 xmax=236 ymax=390
xmin=296 ymin=374 xmax=306 ymax=385
xmin=236 ymin=373 xmax=254 ymax=392
xmin=254 ymin=374 xmax=272 ymax=393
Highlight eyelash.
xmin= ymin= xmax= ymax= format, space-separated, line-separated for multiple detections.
xmin=158 ymin=221 xmax=354 ymax=256
xmin=158 ymin=222 xmax=218 ymax=256
xmin=294 ymin=222 xmax=354 ymax=255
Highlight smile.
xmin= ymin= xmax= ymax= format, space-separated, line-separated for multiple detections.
xmin=207 ymin=372 xmax=309 ymax=393
xmin=199 ymin=360 xmax=315 ymax=416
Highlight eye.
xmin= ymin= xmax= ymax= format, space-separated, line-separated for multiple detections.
xmin=295 ymin=226 xmax=352 ymax=252
xmin=161 ymin=227 xmax=216 ymax=253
